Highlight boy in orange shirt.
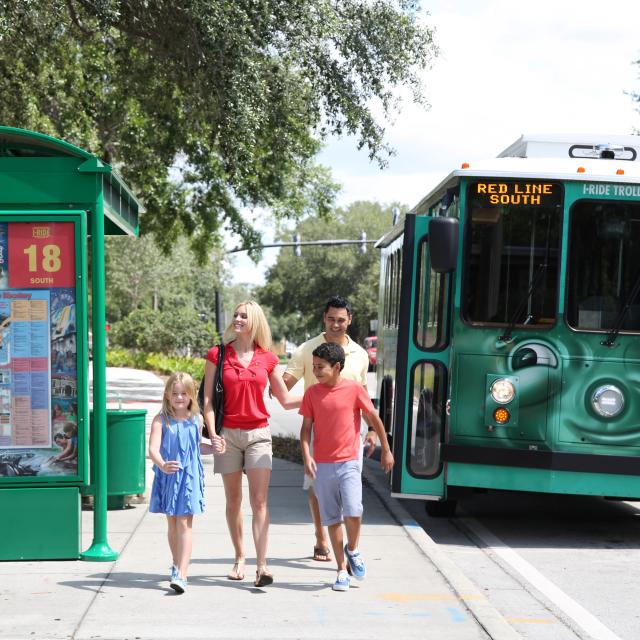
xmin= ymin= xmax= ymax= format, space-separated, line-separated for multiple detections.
xmin=299 ymin=342 xmax=394 ymax=591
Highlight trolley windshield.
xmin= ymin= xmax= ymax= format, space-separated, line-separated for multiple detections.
xmin=462 ymin=179 xmax=563 ymax=327
xmin=567 ymin=199 xmax=640 ymax=332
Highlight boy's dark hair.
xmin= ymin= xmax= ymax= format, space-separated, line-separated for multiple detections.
xmin=324 ymin=296 xmax=352 ymax=316
xmin=313 ymin=342 xmax=345 ymax=370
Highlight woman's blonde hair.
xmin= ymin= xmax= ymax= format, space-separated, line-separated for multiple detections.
xmin=161 ymin=371 xmax=199 ymax=419
xmin=222 ymin=300 xmax=272 ymax=350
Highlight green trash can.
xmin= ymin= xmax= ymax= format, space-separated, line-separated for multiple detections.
xmin=88 ymin=409 xmax=147 ymax=509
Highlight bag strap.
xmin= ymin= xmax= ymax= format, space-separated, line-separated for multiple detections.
xmin=215 ymin=342 xmax=225 ymax=388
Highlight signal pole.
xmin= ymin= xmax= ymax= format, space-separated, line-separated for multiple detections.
xmin=227 ymin=233 xmax=376 ymax=256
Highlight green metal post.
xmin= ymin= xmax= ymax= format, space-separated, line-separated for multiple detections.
xmin=81 ymin=194 xmax=118 ymax=562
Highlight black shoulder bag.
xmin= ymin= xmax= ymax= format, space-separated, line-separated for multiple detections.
xmin=198 ymin=342 xmax=225 ymax=437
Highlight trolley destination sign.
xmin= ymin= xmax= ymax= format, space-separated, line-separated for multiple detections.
xmin=473 ymin=180 xmax=560 ymax=206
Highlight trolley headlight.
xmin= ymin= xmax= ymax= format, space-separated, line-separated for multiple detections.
xmin=591 ymin=385 xmax=625 ymax=418
xmin=490 ymin=378 xmax=516 ymax=404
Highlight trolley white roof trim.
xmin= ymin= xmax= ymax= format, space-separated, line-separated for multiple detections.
xmin=410 ymin=133 xmax=640 ymax=215
xmin=499 ymin=133 xmax=640 ymax=160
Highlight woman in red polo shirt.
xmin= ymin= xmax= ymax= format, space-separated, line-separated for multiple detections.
xmin=203 ymin=300 xmax=300 ymax=588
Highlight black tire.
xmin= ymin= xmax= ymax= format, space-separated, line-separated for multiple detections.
xmin=425 ymin=499 xmax=457 ymax=518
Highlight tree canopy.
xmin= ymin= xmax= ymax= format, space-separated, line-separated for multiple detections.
xmin=0 ymin=1 xmax=437 ymax=254
xmin=104 ymin=234 xmax=223 ymax=321
xmin=256 ymin=201 xmax=398 ymax=343
xmin=104 ymin=234 xmax=224 ymax=354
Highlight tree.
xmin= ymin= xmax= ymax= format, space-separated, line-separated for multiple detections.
xmin=104 ymin=233 xmax=226 ymax=356
xmin=0 ymin=2 xmax=437 ymax=254
xmin=256 ymin=201 xmax=400 ymax=343
xmin=109 ymin=307 xmax=217 ymax=356
xmin=104 ymin=234 xmax=225 ymax=321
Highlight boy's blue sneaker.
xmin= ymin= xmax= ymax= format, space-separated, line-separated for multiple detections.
xmin=170 ymin=576 xmax=187 ymax=594
xmin=332 ymin=569 xmax=350 ymax=592
xmin=170 ymin=565 xmax=178 ymax=582
xmin=344 ymin=545 xmax=366 ymax=581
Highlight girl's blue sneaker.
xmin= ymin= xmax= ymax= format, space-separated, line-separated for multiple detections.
xmin=344 ymin=545 xmax=366 ymax=581
xmin=332 ymin=569 xmax=350 ymax=592
xmin=170 ymin=565 xmax=178 ymax=582
xmin=170 ymin=575 xmax=187 ymax=594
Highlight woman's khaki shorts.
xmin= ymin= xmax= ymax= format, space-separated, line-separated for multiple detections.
xmin=214 ymin=426 xmax=272 ymax=474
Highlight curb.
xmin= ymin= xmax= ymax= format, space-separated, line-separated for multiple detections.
xmin=361 ymin=461 xmax=522 ymax=640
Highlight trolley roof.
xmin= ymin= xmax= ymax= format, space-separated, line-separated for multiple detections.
xmin=410 ymin=133 xmax=640 ymax=216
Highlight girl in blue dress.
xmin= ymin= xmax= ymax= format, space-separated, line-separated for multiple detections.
xmin=148 ymin=371 xmax=225 ymax=593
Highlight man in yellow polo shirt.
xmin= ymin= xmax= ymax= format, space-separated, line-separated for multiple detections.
xmin=283 ymin=296 xmax=377 ymax=562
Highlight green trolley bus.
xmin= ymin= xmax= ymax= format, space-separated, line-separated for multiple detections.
xmin=376 ymin=134 xmax=640 ymax=516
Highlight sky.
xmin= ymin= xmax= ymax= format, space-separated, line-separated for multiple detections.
xmin=228 ymin=0 xmax=640 ymax=285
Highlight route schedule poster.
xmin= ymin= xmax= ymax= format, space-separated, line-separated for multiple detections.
xmin=0 ymin=221 xmax=79 ymax=478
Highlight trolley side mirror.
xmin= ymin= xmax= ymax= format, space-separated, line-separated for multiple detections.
xmin=429 ymin=217 xmax=459 ymax=273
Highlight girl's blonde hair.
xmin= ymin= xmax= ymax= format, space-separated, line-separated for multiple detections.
xmin=222 ymin=300 xmax=273 ymax=350
xmin=161 ymin=371 xmax=199 ymax=419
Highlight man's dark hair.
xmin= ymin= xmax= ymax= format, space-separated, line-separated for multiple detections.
xmin=312 ymin=342 xmax=345 ymax=370
xmin=324 ymin=296 xmax=352 ymax=316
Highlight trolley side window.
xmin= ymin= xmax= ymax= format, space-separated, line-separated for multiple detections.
xmin=383 ymin=247 xmax=403 ymax=329
xmin=408 ymin=361 xmax=446 ymax=478
xmin=567 ymin=200 xmax=640 ymax=332
xmin=462 ymin=180 xmax=563 ymax=327
xmin=415 ymin=238 xmax=448 ymax=349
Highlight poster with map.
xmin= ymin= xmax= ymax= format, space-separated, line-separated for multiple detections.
xmin=0 ymin=221 xmax=79 ymax=478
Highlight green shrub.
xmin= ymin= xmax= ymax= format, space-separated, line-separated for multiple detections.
xmin=106 ymin=349 xmax=147 ymax=369
xmin=106 ymin=348 xmax=205 ymax=381
xmin=110 ymin=308 xmax=217 ymax=357
xmin=146 ymin=353 xmax=205 ymax=381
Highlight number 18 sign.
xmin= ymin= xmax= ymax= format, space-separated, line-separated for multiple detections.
xmin=8 ymin=223 xmax=75 ymax=289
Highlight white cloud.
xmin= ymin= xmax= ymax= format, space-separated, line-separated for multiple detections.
xmin=323 ymin=0 xmax=640 ymax=207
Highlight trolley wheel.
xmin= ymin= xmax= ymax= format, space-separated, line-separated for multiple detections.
xmin=425 ymin=499 xmax=457 ymax=518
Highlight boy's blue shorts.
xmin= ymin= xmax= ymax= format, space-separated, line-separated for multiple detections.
xmin=314 ymin=460 xmax=363 ymax=526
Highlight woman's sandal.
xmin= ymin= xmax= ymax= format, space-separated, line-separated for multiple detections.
xmin=312 ymin=546 xmax=332 ymax=562
xmin=228 ymin=559 xmax=245 ymax=581
xmin=254 ymin=567 xmax=274 ymax=587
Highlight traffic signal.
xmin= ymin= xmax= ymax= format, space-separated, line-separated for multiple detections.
xmin=359 ymin=230 xmax=367 ymax=254
xmin=293 ymin=233 xmax=301 ymax=257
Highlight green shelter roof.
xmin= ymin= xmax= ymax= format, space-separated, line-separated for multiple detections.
xmin=0 ymin=126 xmax=140 ymax=236
xmin=0 ymin=126 xmax=94 ymax=159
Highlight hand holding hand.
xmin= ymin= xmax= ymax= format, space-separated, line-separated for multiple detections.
xmin=212 ymin=434 xmax=226 ymax=454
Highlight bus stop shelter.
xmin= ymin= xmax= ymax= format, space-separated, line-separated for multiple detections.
xmin=0 ymin=126 xmax=140 ymax=561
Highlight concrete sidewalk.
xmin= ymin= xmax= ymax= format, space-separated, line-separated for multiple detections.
xmin=0 ymin=367 xmax=519 ymax=640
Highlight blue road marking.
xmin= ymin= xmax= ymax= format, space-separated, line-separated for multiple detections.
xmin=402 ymin=519 xmax=421 ymax=528
xmin=446 ymin=607 xmax=467 ymax=622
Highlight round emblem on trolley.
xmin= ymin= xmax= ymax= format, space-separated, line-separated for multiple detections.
xmin=591 ymin=385 xmax=625 ymax=418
